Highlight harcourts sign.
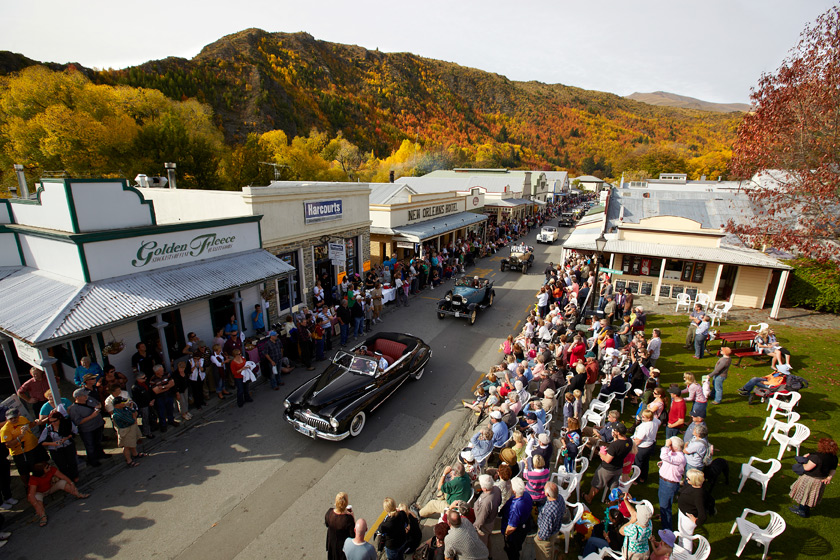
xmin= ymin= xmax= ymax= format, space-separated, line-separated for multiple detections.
xmin=304 ymin=200 xmax=343 ymax=224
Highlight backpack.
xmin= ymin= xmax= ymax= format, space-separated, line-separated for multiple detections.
xmin=111 ymin=406 xmax=136 ymax=429
xmin=786 ymin=375 xmax=808 ymax=391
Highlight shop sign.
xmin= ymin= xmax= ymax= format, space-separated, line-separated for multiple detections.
xmin=337 ymin=271 xmax=346 ymax=285
xmin=407 ymin=202 xmax=460 ymax=222
xmin=328 ymin=242 xmax=346 ymax=263
xmin=13 ymin=338 xmax=45 ymax=368
xmin=131 ymin=232 xmax=237 ymax=268
xmin=396 ymin=242 xmax=415 ymax=249
xmin=363 ymin=260 xmax=371 ymax=272
xmin=304 ymin=200 xmax=343 ymax=224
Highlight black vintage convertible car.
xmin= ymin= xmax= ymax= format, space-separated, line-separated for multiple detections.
xmin=284 ymin=332 xmax=431 ymax=440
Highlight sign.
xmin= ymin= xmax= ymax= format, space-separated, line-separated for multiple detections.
xmin=363 ymin=260 xmax=371 ymax=272
xmin=304 ymin=199 xmax=343 ymax=224
xmin=131 ymin=232 xmax=237 ymax=268
xmin=396 ymin=242 xmax=415 ymax=250
xmin=13 ymin=338 xmax=45 ymax=368
xmin=337 ymin=271 xmax=346 ymax=285
xmin=328 ymin=243 xmax=346 ymax=263
xmin=407 ymin=202 xmax=460 ymax=222
xmin=600 ymin=268 xmax=624 ymax=275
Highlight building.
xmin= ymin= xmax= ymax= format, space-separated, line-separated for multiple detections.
xmin=543 ymin=171 xmax=570 ymax=201
xmin=140 ymin=181 xmax=371 ymax=321
xmin=0 ymin=178 xmax=295 ymax=397
xmin=561 ymin=186 xmax=792 ymax=318
xmin=368 ymin=183 xmax=487 ymax=263
xmin=573 ymin=175 xmax=606 ymax=192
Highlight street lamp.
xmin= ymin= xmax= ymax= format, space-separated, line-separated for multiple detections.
xmin=591 ymin=233 xmax=608 ymax=316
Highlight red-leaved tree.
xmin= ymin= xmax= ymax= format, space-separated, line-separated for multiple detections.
xmin=728 ymin=6 xmax=840 ymax=266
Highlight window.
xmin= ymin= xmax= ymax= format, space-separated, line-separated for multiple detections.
xmin=679 ymin=261 xmax=706 ymax=283
xmin=138 ymin=310 xmax=185 ymax=360
xmin=208 ymin=295 xmax=241 ymax=337
xmin=276 ymin=251 xmax=302 ymax=312
xmin=345 ymin=237 xmax=358 ymax=278
xmin=620 ymin=255 xmax=661 ymax=277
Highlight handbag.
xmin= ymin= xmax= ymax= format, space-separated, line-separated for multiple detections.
xmin=792 ymin=462 xmax=806 ymax=476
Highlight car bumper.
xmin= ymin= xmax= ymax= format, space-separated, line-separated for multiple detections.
xmin=285 ymin=416 xmax=350 ymax=441
xmin=437 ymin=307 xmax=471 ymax=318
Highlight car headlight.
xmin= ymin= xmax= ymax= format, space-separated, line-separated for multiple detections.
xmin=445 ymin=294 xmax=451 ymax=302
xmin=330 ymin=418 xmax=340 ymax=430
xmin=284 ymin=400 xmax=291 ymax=409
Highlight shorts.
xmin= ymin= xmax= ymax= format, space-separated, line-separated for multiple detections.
xmin=35 ymin=478 xmax=66 ymax=501
xmin=591 ymin=466 xmax=622 ymax=491
xmin=116 ymin=424 xmax=142 ymax=448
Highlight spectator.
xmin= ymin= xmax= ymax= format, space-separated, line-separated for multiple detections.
xmin=681 ymin=373 xmax=707 ymax=417
xmin=209 ymin=344 xmax=231 ymax=400
xmin=501 ymin=477 xmax=533 ymax=560
xmin=789 ymin=437 xmax=838 ymax=518
xmin=666 ymin=385 xmax=686 ymax=439
xmin=416 ymin=463 xmax=472 ymax=518
xmin=738 ymin=365 xmax=789 ymax=397
xmin=709 ymin=347 xmax=732 ymax=404
xmin=172 ymin=361 xmax=192 ymax=422
xmin=444 ymin=508 xmax=489 ymax=560
xmin=17 ymin=367 xmax=50 ymax=415
xmin=632 ymin=409 xmax=659 ymax=484
xmin=677 ymin=469 xmax=708 ymax=549
xmin=560 ymin=417 xmax=582 ymax=473
xmin=1 ymin=408 xmax=48 ymax=486
xmin=684 ymin=425 xmax=710 ymax=473
xmin=619 ymin=496 xmax=653 ymax=560
xmin=684 ymin=304 xmax=705 ymax=349
xmin=693 ymin=315 xmax=711 ymax=359
xmin=73 ymin=356 xmax=103 ymax=387
xmin=658 ymin=437 xmax=686 ymax=531
xmin=325 ymin=492 xmax=355 ymax=560
xmin=648 ymin=329 xmax=662 ymax=367
xmin=378 ymin=497 xmax=408 ymax=559
xmin=683 ymin=411 xmax=707 ymax=445
xmin=473 ymin=474 xmax=502 ymax=550
xmin=584 ymin=423 xmax=632 ymax=504
xmin=37 ymin=389 xmax=72 ymax=426
xmin=230 ymin=349 xmax=254 ymax=408
xmin=129 ymin=372 xmax=156 ymax=440
xmin=523 ymin=454 xmax=550 ymax=505
xmin=27 ymin=461 xmax=88 ymax=527
xmin=343 ymin=518 xmax=375 ymax=560
xmin=251 ymin=304 xmax=265 ymax=335
xmin=534 ymin=481 xmax=565 ymax=560
xmin=68 ymin=389 xmax=107 ymax=467
xmin=37 ymin=410 xmax=79 ymax=481
xmin=262 ymin=331 xmax=291 ymax=390
xmin=149 ymin=365 xmax=179 ymax=431
xmin=107 ymin=386 xmax=146 ymax=467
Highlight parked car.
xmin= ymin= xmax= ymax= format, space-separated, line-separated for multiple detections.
xmin=501 ymin=245 xmax=534 ymax=274
xmin=284 ymin=333 xmax=431 ymax=440
xmin=437 ymin=275 xmax=495 ymax=325
xmin=537 ymin=226 xmax=559 ymax=244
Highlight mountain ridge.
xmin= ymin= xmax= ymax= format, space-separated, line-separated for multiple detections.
xmin=626 ymin=91 xmax=750 ymax=113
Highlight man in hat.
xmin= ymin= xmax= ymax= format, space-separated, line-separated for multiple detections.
xmin=738 ymin=364 xmax=790 ymax=397
xmin=523 ymin=412 xmax=545 ymax=437
xmin=665 ymin=384 xmax=686 ymax=439
xmin=68 ymin=388 xmax=107 ymax=466
xmin=1 ymin=408 xmax=48 ymax=486
xmin=373 ymin=351 xmax=388 ymax=371
xmin=683 ymin=410 xmax=708 ymax=445
xmin=584 ymin=423 xmax=632 ymax=504
xmin=261 ymin=330 xmax=287 ymax=390
xmin=489 ymin=410 xmax=509 ymax=447
xmin=73 ymin=356 xmax=103 ymax=387
xmin=416 ymin=463 xmax=472 ymax=518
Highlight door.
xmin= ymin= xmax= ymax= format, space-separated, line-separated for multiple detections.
xmin=315 ymin=259 xmax=335 ymax=306
xmin=716 ymin=265 xmax=738 ymax=301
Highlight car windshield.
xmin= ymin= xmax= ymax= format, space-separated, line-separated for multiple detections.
xmin=512 ymin=245 xmax=529 ymax=253
xmin=333 ymin=351 xmax=379 ymax=376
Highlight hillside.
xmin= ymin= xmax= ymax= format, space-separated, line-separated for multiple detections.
xmin=626 ymin=91 xmax=750 ymax=113
xmin=1 ymin=29 xmax=741 ymax=176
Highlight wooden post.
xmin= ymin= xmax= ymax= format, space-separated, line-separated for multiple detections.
xmin=654 ymin=258 xmax=667 ymax=303
xmin=711 ymin=264 xmax=724 ymax=305
xmin=770 ymin=269 xmax=790 ymax=319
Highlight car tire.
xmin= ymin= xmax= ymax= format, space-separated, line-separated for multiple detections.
xmin=349 ymin=411 xmax=366 ymax=437
xmin=437 ymin=309 xmax=446 ymax=319
xmin=412 ymin=367 xmax=425 ymax=381
xmin=500 ymin=263 xmax=506 ymax=271
xmin=522 ymin=264 xmax=528 ymax=274
xmin=488 ymin=292 xmax=494 ymax=306
xmin=469 ymin=309 xmax=477 ymax=325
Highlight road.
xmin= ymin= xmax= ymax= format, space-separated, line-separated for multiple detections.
xmin=2 ymin=225 xmax=570 ymax=560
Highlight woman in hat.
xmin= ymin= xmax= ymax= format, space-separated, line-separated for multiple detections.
xmin=619 ymin=495 xmax=653 ymax=560
xmin=650 ymin=529 xmax=676 ymax=560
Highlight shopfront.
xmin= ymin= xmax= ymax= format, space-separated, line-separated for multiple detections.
xmin=0 ymin=178 xmax=295 ymax=400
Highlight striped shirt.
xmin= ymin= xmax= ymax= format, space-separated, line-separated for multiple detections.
xmin=524 ymin=468 xmax=551 ymax=500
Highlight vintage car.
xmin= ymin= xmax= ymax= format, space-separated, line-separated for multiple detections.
xmin=284 ymin=332 xmax=431 ymax=441
xmin=536 ymin=226 xmax=559 ymax=244
xmin=436 ymin=276 xmax=495 ymax=324
xmin=558 ymin=213 xmax=575 ymax=227
xmin=500 ymin=244 xmax=534 ymax=274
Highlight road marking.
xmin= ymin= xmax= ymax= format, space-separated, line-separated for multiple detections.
xmin=366 ymin=509 xmax=387 ymax=541
xmin=514 ymin=319 xmax=522 ymax=331
xmin=420 ymin=296 xmax=439 ymax=300
xmin=429 ymin=422 xmax=451 ymax=449
xmin=490 ymin=272 xmax=496 ymax=277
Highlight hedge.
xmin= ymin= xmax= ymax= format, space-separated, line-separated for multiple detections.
xmin=784 ymin=258 xmax=840 ymax=314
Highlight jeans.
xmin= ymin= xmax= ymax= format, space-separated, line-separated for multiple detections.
xmin=396 ymin=288 xmax=409 ymax=307
xmin=235 ymin=378 xmax=252 ymax=407
xmin=353 ymin=316 xmax=365 ymax=337
xmin=658 ymin=477 xmax=681 ymax=530
xmin=582 ymin=537 xmax=610 ymax=557
xmin=340 ymin=323 xmax=349 ymax=346
xmin=694 ymin=333 xmax=708 ymax=358
xmin=268 ymin=365 xmax=281 ymax=389
xmin=190 ymin=379 xmax=206 ymax=408
xmin=315 ymin=338 xmax=325 ymax=361
xmin=503 ymin=527 xmax=527 ymax=560
xmin=138 ymin=406 xmax=154 ymax=436
xmin=691 ymin=401 xmax=707 ymax=417
xmin=634 ymin=444 xmax=657 ymax=482
xmin=384 ymin=543 xmax=408 ymax=559
xmin=712 ymin=375 xmax=726 ymax=403
xmin=741 ymin=377 xmax=770 ymax=394
xmin=666 ymin=426 xmax=681 ymax=439
xmin=79 ymin=427 xmax=105 ymax=465
xmin=155 ymin=395 xmax=176 ymax=428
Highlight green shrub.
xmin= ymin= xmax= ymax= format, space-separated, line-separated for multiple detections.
xmin=785 ymin=258 xmax=840 ymax=313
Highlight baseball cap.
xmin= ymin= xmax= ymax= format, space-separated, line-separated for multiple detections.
xmin=775 ymin=364 xmax=792 ymax=374
xmin=490 ymin=410 xmax=502 ymax=420
xmin=269 ymin=330 xmax=278 ymax=337
xmin=526 ymin=412 xmax=538 ymax=421
xmin=73 ymin=388 xmax=88 ymax=398
xmin=83 ymin=373 xmax=97 ymax=382
xmin=692 ymin=409 xmax=707 ymax=419
xmin=613 ymin=423 xmax=627 ymax=435
xmin=667 ymin=384 xmax=681 ymax=395
xmin=5 ymin=408 xmax=19 ymax=419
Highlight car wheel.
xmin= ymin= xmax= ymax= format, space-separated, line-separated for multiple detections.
xmin=522 ymin=264 xmax=528 ymax=274
xmin=412 ymin=367 xmax=425 ymax=381
xmin=469 ymin=309 xmax=477 ymax=325
xmin=488 ymin=292 xmax=494 ymax=306
xmin=500 ymin=263 xmax=506 ymax=271
xmin=437 ymin=309 xmax=446 ymax=319
xmin=349 ymin=411 xmax=366 ymax=437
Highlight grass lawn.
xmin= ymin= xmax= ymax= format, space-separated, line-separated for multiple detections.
xmin=581 ymin=314 xmax=838 ymax=559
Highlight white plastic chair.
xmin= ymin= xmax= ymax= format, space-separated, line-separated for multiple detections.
xmin=612 ymin=382 xmax=633 ymax=414
xmin=695 ymin=293 xmax=711 ymax=310
xmin=766 ymin=391 xmax=801 ymax=415
xmin=601 ymin=464 xmax=641 ymax=502
xmin=566 ymin=456 xmax=589 ymax=502
xmin=737 ymin=457 xmax=782 ymax=501
xmin=762 ymin=411 xmax=800 ymax=441
xmin=675 ymin=292 xmax=691 ymax=313
xmin=559 ymin=502 xmax=584 ymax=553
xmin=583 ymin=408 xmax=607 ymax=429
xmin=580 ymin=548 xmax=623 ymax=560
xmin=588 ymin=399 xmax=611 ymax=414
xmin=550 ymin=471 xmax=578 ymax=502
xmin=593 ymin=391 xmax=617 ymax=406
xmin=747 ymin=322 xmax=769 ymax=332
xmin=672 ymin=533 xmax=711 ymax=560
xmin=708 ymin=301 xmax=732 ymax=327
xmin=730 ymin=508 xmax=786 ymax=560
xmin=770 ymin=422 xmax=810 ymax=460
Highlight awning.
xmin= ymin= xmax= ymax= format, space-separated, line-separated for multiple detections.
xmin=389 ymin=212 xmax=488 ymax=242
xmin=485 ymin=198 xmax=532 ymax=207
xmin=0 ymin=249 xmax=295 ymax=346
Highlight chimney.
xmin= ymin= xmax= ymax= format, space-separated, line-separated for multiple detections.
xmin=165 ymin=162 xmax=178 ymax=189
xmin=13 ymin=164 xmax=29 ymax=198
xmin=700 ymin=175 xmax=706 ymax=181
xmin=717 ymin=176 xmax=722 ymax=182
xmin=389 ymin=170 xmax=395 ymax=183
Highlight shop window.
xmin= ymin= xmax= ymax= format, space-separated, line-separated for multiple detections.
xmin=313 ymin=243 xmax=329 ymax=262
xmin=675 ymin=261 xmax=706 ymax=283
xmin=137 ymin=310 xmax=185 ymax=360
xmin=208 ymin=296 xmax=241 ymax=338
xmin=345 ymin=237 xmax=358 ymax=279
xmin=276 ymin=251 xmax=302 ymax=312
xmin=620 ymin=256 xmax=661 ymax=277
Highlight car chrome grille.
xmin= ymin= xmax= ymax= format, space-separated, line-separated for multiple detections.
xmin=294 ymin=410 xmax=330 ymax=432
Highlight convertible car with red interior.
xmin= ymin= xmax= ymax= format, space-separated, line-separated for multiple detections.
xmin=284 ymin=332 xmax=431 ymax=440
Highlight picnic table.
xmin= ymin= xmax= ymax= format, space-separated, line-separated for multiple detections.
xmin=715 ymin=330 xmax=769 ymax=366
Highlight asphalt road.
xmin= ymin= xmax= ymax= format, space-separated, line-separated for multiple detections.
xmin=2 ymin=225 xmax=571 ymax=560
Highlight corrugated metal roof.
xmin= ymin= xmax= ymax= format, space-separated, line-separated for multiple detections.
xmin=609 ymin=188 xmax=757 ymax=230
xmin=391 ymin=212 xmax=488 ymax=241
xmin=485 ymin=198 xmax=532 ymax=207
xmin=0 ymin=250 xmax=295 ymax=345
xmin=369 ymin=183 xmax=417 ymax=205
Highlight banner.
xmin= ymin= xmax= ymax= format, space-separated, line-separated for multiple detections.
xmin=304 ymin=200 xmax=343 ymax=224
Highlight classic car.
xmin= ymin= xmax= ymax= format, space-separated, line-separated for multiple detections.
xmin=536 ymin=226 xmax=559 ymax=244
xmin=558 ymin=213 xmax=575 ymax=227
xmin=436 ymin=275 xmax=495 ymax=324
xmin=500 ymin=244 xmax=534 ymax=274
xmin=284 ymin=332 xmax=431 ymax=441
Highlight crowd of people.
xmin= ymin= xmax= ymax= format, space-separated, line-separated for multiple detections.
xmin=323 ymin=241 xmax=834 ymax=560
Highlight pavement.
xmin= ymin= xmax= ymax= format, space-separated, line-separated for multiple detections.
xmin=0 ymin=223 xmax=568 ymax=560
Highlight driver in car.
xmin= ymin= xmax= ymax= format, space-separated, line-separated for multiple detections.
xmin=472 ymin=276 xmax=481 ymax=288
xmin=374 ymin=351 xmax=389 ymax=371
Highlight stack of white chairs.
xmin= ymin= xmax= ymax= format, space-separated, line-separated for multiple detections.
xmin=600 ymin=464 xmax=641 ymax=502
xmin=766 ymin=391 xmax=801 ymax=416
xmin=762 ymin=411 xmax=800 ymax=442
xmin=559 ymin=502 xmax=584 ymax=553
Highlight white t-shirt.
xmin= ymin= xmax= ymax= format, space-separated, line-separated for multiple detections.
xmin=633 ymin=419 xmax=659 ymax=448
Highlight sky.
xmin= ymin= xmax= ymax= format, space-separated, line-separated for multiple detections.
xmin=3 ymin=0 xmax=837 ymax=104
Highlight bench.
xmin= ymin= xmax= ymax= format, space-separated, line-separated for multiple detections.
xmin=729 ymin=348 xmax=772 ymax=367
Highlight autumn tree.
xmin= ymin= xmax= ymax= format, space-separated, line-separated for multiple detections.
xmin=728 ymin=6 xmax=840 ymax=264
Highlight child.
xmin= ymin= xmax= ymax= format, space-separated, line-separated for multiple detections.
xmin=563 ymin=392 xmax=575 ymax=428
xmin=463 ymin=386 xmax=488 ymax=412
xmin=572 ymin=389 xmax=583 ymax=420
xmin=364 ymin=296 xmax=374 ymax=332
xmin=562 ymin=417 xmax=582 ymax=472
